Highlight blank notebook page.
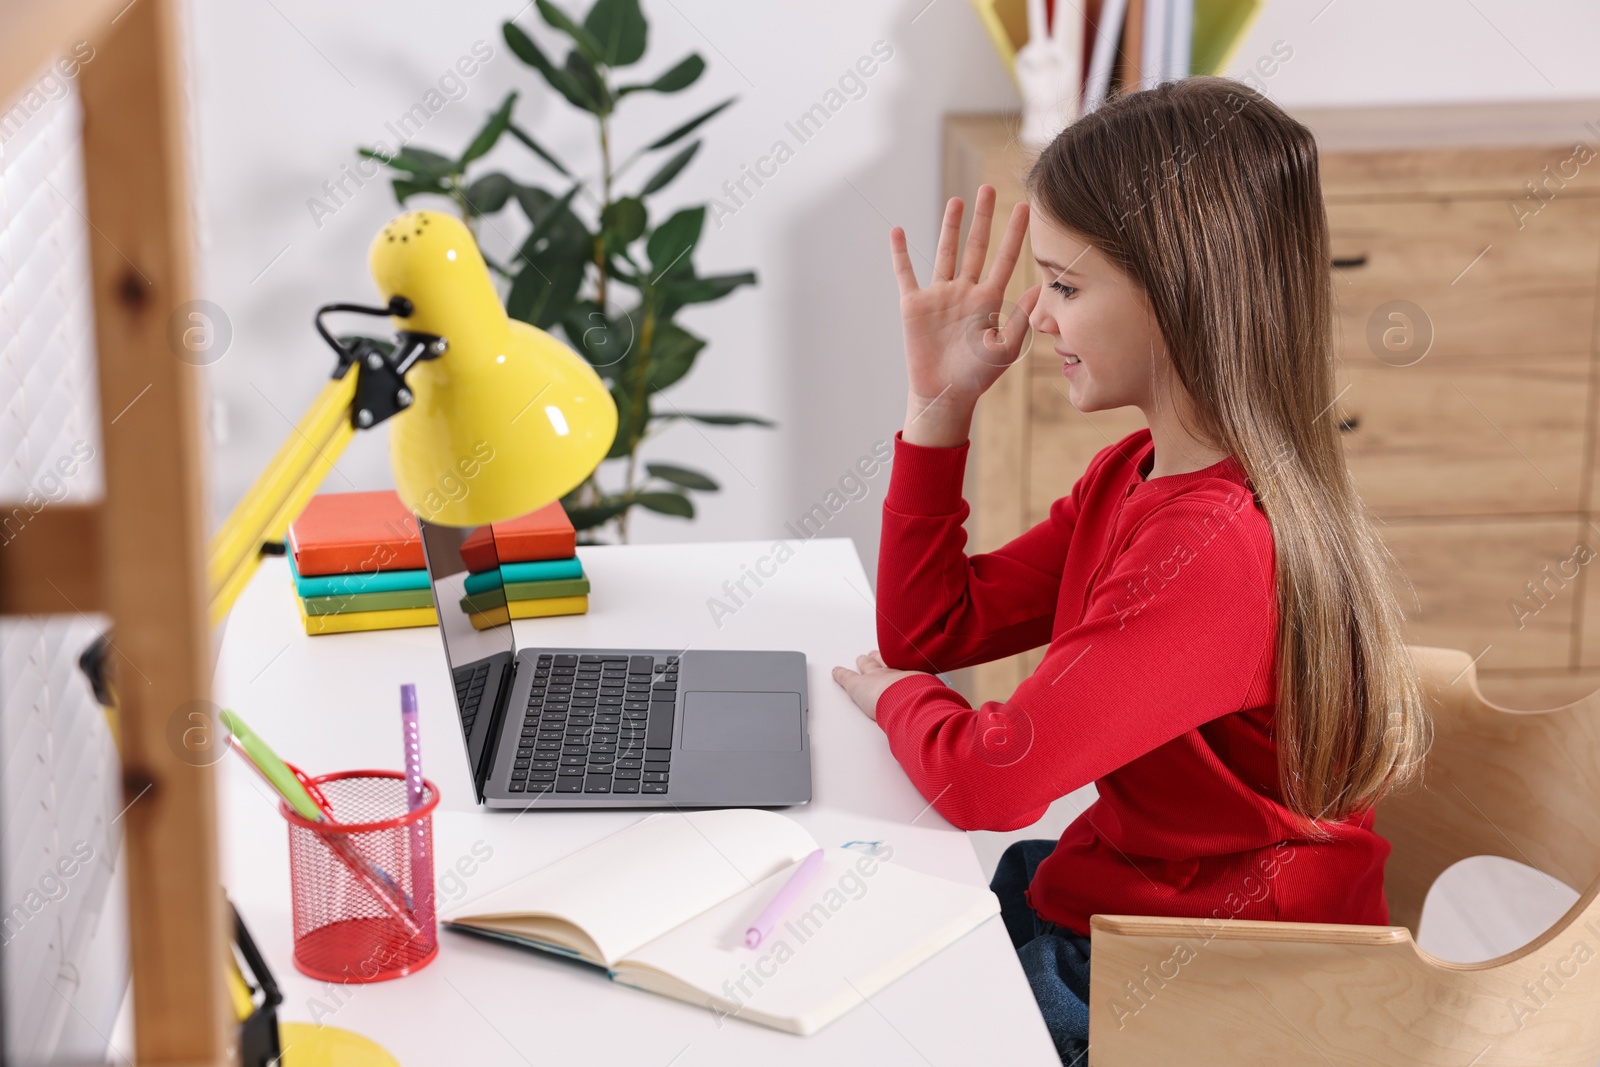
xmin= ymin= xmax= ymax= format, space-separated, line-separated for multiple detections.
xmin=619 ymin=850 xmax=1000 ymax=1032
xmin=444 ymin=809 xmax=816 ymax=965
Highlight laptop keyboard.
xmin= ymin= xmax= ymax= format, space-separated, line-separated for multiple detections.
xmin=511 ymin=652 xmax=677 ymax=795
xmin=453 ymin=661 xmax=494 ymax=738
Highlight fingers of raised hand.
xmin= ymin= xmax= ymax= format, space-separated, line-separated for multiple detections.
xmin=933 ymin=196 xmax=965 ymax=282
xmin=985 ymin=200 xmax=1031 ymax=291
xmin=957 ymin=185 xmax=997 ymax=284
xmin=888 ymin=226 xmax=920 ymax=298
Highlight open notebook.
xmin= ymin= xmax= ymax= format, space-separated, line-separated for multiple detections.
xmin=440 ymin=809 xmax=1000 ymax=1034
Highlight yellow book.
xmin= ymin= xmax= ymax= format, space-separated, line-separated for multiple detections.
xmin=511 ymin=593 xmax=587 ymax=619
xmin=298 ymin=598 xmax=439 ymax=636
xmin=467 ymin=594 xmax=588 ymax=631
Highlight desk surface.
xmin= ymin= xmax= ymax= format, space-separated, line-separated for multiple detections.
xmin=217 ymin=537 xmax=1058 ymax=1065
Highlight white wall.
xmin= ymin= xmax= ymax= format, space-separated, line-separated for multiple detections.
xmin=184 ymin=0 xmax=1600 ymax=583
xmin=184 ymin=0 xmax=1017 ymax=584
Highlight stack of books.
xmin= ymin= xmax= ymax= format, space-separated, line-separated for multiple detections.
xmin=458 ymin=503 xmax=589 ymax=630
xmin=286 ymin=490 xmax=439 ymax=636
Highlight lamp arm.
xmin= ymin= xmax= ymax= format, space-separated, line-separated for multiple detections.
xmin=206 ymin=298 xmax=445 ymax=625
xmin=206 ymin=372 xmax=357 ymax=625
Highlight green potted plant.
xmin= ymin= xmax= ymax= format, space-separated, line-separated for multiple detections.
xmin=360 ymin=0 xmax=771 ymax=542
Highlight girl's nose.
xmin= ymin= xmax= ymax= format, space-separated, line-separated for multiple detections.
xmin=1028 ymin=300 xmax=1055 ymax=336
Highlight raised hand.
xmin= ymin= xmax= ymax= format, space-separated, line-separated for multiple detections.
xmin=889 ymin=184 xmax=1038 ymax=445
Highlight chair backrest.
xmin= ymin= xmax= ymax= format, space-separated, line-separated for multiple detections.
xmin=1375 ymin=645 xmax=1600 ymax=933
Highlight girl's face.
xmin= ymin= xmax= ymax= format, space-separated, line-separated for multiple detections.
xmin=1026 ymin=207 xmax=1171 ymax=415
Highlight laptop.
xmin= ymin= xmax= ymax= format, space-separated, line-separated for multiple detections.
xmin=418 ymin=519 xmax=813 ymax=809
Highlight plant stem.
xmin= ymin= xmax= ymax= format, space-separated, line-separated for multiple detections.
xmin=596 ymin=115 xmax=612 ymax=313
xmin=450 ymin=178 xmax=477 ymax=239
xmin=598 ymin=100 xmax=621 ymax=540
xmin=616 ymin=304 xmax=656 ymax=544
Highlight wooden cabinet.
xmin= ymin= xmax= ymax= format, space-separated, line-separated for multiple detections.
xmin=943 ymin=104 xmax=1600 ymax=711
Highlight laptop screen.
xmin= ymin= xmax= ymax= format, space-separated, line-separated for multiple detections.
xmin=419 ymin=518 xmax=520 ymax=797
xmin=418 ymin=518 xmax=516 ymax=673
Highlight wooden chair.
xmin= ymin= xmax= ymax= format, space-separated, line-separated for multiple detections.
xmin=1086 ymin=645 xmax=1600 ymax=1066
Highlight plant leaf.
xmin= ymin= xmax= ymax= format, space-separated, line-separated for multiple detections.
xmin=646 ymin=462 xmax=719 ymax=491
xmin=563 ymin=499 xmax=632 ymax=529
xmin=507 ymin=123 xmax=572 ymax=177
xmin=506 ymin=186 xmax=591 ymax=329
xmin=645 ymin=322 xmax=705 ymax=391
xmin=507 ymin=258 xmax=586 ymax=330
xmin=562 ymin=300 xmax=638 ymax=372
xmin=618 ymin=54 xmax=705 ymax=96
xmin=392 ymin=177 xmax=450 ymax=204
xmin=503 ymin=21 xmax=600 ymax=111
xmin=536 ymin=0 xmax=604 ymax=64
xmin=641 ymin=97 xmax=733 ymax=150
xmin=638 ymin=140 xmax=700 ymax=196
xmin=661 ymin=270 xmax=757 ymax=310
xmin=583 ymin=0 xmax=647 ymax=66
xmin=607 ymin=388 xmax=638 ymax=457
xmin=563 ymin=49 xmax=611 ymax=114
xmin=600 ymin=195 xmax=647 ymax=251
xmin=514 ymin=183 xmax=584 ymax=238
xmin=462 ymin=172 xmax=517 ymax=215
xmin=645 ymin=206 xmax=706 ymax=278
xmin=634 ymin=491 xmax=694 ymax=518
xmin=365 ymin=145 xmax=456 ymax=181
xmin=653 ymin=411 xmax=777 ymax=428
xmin=458 ymin=91 xmax=518 ymax=168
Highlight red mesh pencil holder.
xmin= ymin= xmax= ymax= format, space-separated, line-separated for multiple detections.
xmin=280 ymin=768 xmax=440 ymax=983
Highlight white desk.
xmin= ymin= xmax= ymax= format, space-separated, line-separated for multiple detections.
xmin=217 ymin=537 xmax=1059 ymax=1065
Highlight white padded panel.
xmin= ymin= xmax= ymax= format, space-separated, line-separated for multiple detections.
xmin=1 ymin=64 xmax=126 ymax=1066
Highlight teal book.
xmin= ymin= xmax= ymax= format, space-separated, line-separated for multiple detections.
xmin=503 ymin=557 xmax=584 ymax=584
xmin=462 ymin=557 xmax=584 ymax=596
xmin=289 ymin=554 xmax=431 ymax=597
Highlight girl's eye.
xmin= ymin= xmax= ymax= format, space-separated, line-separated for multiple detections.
xmin=1049 ymin=281 xmax=1077 ymax=298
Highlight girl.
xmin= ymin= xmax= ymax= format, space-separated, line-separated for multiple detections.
xmin=832 ymin=77 xmax=1431 ymax=1064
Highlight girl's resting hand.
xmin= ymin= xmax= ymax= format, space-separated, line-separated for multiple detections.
xmin=891 ymin=184 xmax=1040 ymax=413
xmin=832 ymin=650 xmax=930 ymax=722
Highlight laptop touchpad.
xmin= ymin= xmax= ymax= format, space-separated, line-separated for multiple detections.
xmin=681 ymin=691 xmax=803 ymax=751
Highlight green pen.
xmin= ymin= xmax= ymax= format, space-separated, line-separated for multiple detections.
xmin=219 ymin=709 xmax=422 ymax=936
xmin=219 ymin=709 xmax=323 ymax=820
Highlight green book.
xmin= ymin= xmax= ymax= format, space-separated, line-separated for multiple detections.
xmin=459 ymin=576 xmax=590 ymax=614
xmin=301 ymin=587 xmax=437 ymax=616
xmin=460 ymin=588 xmax=508 ymax=614
xmin=506 ymin=576 xmax=591 ymax=602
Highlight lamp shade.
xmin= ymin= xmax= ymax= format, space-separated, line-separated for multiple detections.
xmin=369 ymin=210 xmax=617 ymax=527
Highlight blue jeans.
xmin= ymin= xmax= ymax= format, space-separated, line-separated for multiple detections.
xmin=991 ymin=840 xmax=1092 ymax=1066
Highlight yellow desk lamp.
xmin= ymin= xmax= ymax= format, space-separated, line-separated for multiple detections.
xmin=206 ymin=210 xmax=618 ymax=624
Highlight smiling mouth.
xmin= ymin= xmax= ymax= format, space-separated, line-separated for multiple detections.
xmin=1061 ymin=354 xmax=1081 ymax=365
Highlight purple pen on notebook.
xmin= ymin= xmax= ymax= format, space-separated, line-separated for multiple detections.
xmin=401 ymin=683 xmax=434 ymax=931
xmin=746 ymin=848 xmax=826 ymax=949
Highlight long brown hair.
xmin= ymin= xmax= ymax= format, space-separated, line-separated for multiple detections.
xmin=1027 ymin=77 xmax=1430 ymax=825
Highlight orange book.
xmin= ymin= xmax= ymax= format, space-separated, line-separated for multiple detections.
xmin=287 ymin=490 xmax=425 ymax=577
xmin=460 ymin=501 xmax=577 ymax=572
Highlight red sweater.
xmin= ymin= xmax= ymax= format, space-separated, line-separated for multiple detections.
xmin=875 ymin=427 xmax=1390 ymax=936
